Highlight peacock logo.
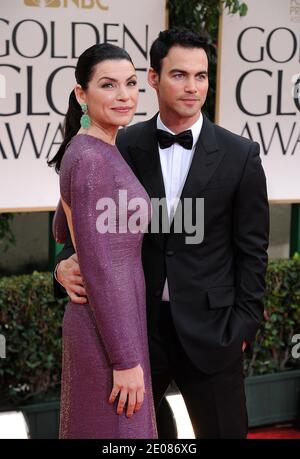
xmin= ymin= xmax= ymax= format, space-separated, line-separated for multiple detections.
xmin=23 ymin=0 xmax=109 ymax=10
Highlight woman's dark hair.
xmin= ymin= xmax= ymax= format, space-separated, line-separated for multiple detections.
xmin=48 ymin=43 xmax=134 ymax=172
xmin=150 ymin=27 xmax=208 ymax=76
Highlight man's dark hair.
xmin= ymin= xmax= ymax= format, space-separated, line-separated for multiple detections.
xmin=150 ymin=27 xmax=208 ymax=75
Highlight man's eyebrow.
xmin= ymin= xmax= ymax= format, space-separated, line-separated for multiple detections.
xmin=169 ymin=69 xmax=208 ymax=75
xmin=97 ymin=74 xmax=137 ymax=83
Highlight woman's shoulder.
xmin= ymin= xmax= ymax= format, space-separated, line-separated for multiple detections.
xmin=62 ymin=134 xmax=113 ymax=169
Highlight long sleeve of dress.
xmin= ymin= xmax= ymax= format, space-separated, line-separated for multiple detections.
xmin=59 ymin=149 xmax=141 ymax=371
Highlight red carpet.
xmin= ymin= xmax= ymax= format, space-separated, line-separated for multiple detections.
xmin=247 ymin=424 xmax=300 ymax=439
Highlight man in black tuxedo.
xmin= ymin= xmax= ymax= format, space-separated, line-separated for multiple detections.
xmin=53 ymin=28 xmax=269 ymax=438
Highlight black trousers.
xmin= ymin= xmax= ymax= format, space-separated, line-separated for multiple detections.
xmin=149 ymin=302 xmax=248 ymax=439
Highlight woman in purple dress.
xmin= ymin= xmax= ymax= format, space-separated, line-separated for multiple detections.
xmin=48 ymin=44 xmax=157 ymax=439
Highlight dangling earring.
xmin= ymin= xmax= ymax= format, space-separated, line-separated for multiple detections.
xmin=80 ymin=103 xmax=91 ymax=129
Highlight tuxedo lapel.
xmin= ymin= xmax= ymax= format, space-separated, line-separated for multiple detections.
xmin=131 ymin=115 xmax=166 ymax=200
xmin=170 ymin=115 xmax=225 ymax=234
xmin=179 ymin=115 xmax=223 ymax=200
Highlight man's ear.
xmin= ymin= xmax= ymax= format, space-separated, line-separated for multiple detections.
xmin=147 ymin=68 xmax=159 ymax=90
xmin=74 ymin=84 xmax=86 ymax=105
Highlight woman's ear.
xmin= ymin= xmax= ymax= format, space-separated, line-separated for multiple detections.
xmin=74 ymin=84 xmax=86 ymax=105
xmin=147 ymin=68 xmax=159 ymax=90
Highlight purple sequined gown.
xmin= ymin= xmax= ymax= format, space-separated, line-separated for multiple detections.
xmin=53 ymin=134 xmax=157 ymax=439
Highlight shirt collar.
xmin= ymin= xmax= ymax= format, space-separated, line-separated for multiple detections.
xmin=156 ymin=112 xmax=203 ymax=150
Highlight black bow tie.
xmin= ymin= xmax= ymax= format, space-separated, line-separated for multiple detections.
xmin=156 ymin=129 xmax=193 ymax=150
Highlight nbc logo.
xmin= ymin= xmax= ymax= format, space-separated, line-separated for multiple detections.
xmin=24 ymin=0 xmax=108 ymax=10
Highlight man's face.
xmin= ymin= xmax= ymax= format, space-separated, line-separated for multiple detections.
xmin=148 ymin=45 xmax=209 ymax=127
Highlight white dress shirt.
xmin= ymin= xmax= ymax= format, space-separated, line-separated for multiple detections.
xmin=157 ymin=113 xmax=203 ymax=301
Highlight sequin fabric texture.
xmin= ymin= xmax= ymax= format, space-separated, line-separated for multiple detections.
xmin=53 ymin=134 xmax=157 ymax=439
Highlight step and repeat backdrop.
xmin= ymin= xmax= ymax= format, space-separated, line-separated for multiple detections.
xmin=1 ymin=0 xmax=299 ymax=210
xmin=217 ymin=0 xmax=300 ymax=202
xmin=0 ymin=0 xmax=167 ymax=211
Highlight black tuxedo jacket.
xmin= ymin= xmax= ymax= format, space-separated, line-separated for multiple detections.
xmin=54 ymin=114 xmax=269 ymax=374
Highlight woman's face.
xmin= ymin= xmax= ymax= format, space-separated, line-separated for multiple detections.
xmin=76 ymin=59 xmax=138 ymax=129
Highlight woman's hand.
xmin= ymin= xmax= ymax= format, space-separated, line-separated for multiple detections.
xmin=56 ymin=254 xmax=87 ymax=304
xmin=109 ymin=364 xmax=145 ymax=418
